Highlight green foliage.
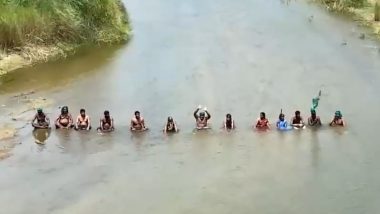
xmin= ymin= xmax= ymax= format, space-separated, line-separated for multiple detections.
xmin=0 ymin=0 xmax=130 ymax=49
xmin=322 ymin=0 xmax=366 ymax=10
xmin=375 ymin=2 xmax=380 ymax=21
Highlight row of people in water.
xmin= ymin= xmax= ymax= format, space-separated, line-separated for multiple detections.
xmin=31 ymin=105 xmax=345 ymax=133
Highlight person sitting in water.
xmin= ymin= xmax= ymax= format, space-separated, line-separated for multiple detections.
xmin=32 ymin=108 xmax=50 ymax=129
xmin=223 ymin=114 xmax=235 ymax=130
xmin=291 ymin=110 xmax=305 ymax=129
xmin=194 ymin=106 xmax=211 ymax=129
xmin=130 ymin=111 xmax=148 ymax=131
xmin=163 ymin=116 xmax=179 ymax=133
xmin=255 ymin=112 xmax=270 ymax=130
xmin=330 ymin=110 xmax=345 ymax=127
xmin=97 ymin=110 xmax=114 ymax=132
xmin=55 ymin=106 xmax=74 ymax=129
xmin=276 ymin=113 xmax=289 ymax=129
xmin=75 ymin=109 xmax=91 ymax=130
xmin=308 ymin=109 xmax=322 ymax=127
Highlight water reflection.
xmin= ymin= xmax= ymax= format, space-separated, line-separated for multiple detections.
xmin=32 ymin=129 xmax=51 ymax=145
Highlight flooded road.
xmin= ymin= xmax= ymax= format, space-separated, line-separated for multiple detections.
xmin=1 ymin=0 xmax=380 ymax=213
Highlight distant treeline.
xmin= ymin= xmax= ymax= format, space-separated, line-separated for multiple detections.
xmin=0 ymin=0 xmax=131 ymax=49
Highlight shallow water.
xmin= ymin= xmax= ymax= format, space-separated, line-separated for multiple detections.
xmin=1 ymin=0 xmax=380 ymax=213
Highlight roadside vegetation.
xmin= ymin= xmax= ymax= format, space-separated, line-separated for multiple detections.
xmin=318 ymin=0 xmax=380 ymax=37
xmin=0 ymin=0 xmax=130 ymax=49
xmin=0 ymin=0 xmax=131 ymax=74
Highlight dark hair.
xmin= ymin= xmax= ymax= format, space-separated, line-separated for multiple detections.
xmin=260 ymin=112 xmax=265 ymax=117
xmin=295 ymin=110 xmax=300 ymax=115
xmin=279 ymin=113 xmax=284 ymax=119
xmin=61 ymin=106 xmax=68 ymax=113
xmin=104 ymin=110 xmax=110 ymax=115
xmin=226 ymin=113 xmax=231 ymax=118
xmin=80 ymin=109 xmax=85 ymax=113
xmin=168 ymin=116 xmax=173 ymax=121
xmin=135 ymin=111 xmax=140 ymax=115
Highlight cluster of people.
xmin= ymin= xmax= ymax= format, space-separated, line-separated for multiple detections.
xmin=31 ymin=105 xmax=345 ymax=133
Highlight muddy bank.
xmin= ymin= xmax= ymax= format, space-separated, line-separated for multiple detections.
xmin=0 ymin=44 xmax=75 ymax=76
xmin=317 ymin=0 xmax=380 ymax=38
xmin=0 ymin=91 xmax=53 ymax=159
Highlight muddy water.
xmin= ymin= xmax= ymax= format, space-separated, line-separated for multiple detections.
xmin=1 ymin=0 xmax=380 ymax=213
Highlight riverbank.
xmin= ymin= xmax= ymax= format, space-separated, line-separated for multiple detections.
xmin=0 ymin=91 xmax=53 ymax=159
xmin=317 ymin=0 xmax=380 ymax=38
xmin=0 ymin=0 xmax=131 ymax=76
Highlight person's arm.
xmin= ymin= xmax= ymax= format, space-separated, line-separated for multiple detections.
xmin=193 ymin=108 xmax=200 ymax=119
xmin=341 ymin=119 xmax=346 ymax=127
xmin=55 ymin=116 xmax=63 ymax=128
xmin=255 ymin=119 xmax=260 ymax=128
xmin=174 ymin=122 xmax=179 ymax=132
xmin=99 ymin=119 xmax=103 ymax=130
xmin=45 ymin=116 xmax=50 ymax=125
xmin=232 ymin=120 xmax=235 ymax=129
xmin=87 ymin=116 xmax=91 ymax=130
xmin=266 ymin=120 xmax=270 ymax=129
xmin=130 ymin=119 xmax=135 ymax=130
xmin=205 ymin=110 xmax=211 ymax=120
xmin=329 ymin=119 xmax=334 ymax=126
xmin=69 ymin=114 xmax=74 ymax=128
xmin=111 ymin=118 xmax=114 ymax=130
xmin=141 ymin=118 xmax=146 ymax=129
xmin=32 ymin=114 xmax=37 ymax=124
xmin=290 ymin=117 xmax=295 ymax=125
xmin=300 ymin=117 xmax=305 ymax=125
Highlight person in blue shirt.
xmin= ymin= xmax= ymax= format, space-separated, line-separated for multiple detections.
xmin=276 ymin=113 xmax=289 ymax=130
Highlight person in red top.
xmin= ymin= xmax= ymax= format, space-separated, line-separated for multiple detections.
xmin=255 ymin=112 xmax=270 ymax=130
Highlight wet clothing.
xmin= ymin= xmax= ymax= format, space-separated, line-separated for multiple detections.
xmin=225 ymin=120 xmax=233 ymax=129
xmin=56 ymin=113 xmax=73 ymax=129
xmin=165 ymin=122 xmax=177 ymax=132
xmin=331 ymin=118 xmax=344 ymax=126
xmin=292 ymin=116 xmax=304 ymax=125
xmin=32 ymin=113 xmax=49 ymax=128
xmin=196 ymin=117 xmax=208 ymax=128
xmin=101 ymin=117 xmax=113 ymax=130
xmin=277 ymin=120 xmax=288 ymax=129
xmin=256 ymin=118 xmax=269 ymax=129
xmin=308 ymin=116 xmax=321 ymax=126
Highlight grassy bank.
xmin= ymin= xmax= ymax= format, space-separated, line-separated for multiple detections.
xmin=318 ymin=0 xmax=380 ymax=38
xmin=0 ymin=0 xmax=131 ymax=74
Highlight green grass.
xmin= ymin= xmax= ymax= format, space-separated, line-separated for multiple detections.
xmin=0 ymin=0 xmax=130 ymax=49
xmin=321 ymin=0 xmax=366 ymax=10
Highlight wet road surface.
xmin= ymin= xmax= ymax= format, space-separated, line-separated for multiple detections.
xmin=1 ymin=0 xmax=380 ymax=213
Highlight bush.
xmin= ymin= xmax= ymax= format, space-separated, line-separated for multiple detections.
xmin=0 ymin=0 xmax=130 ymax=49
xmin=322 ymin=0 xmax=366 ymax=10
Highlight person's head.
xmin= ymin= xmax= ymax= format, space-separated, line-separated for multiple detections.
xmin=80 ymin=109 xmax=86 ymax=116
xmin=199 ymin=112 xmax=205 ymax=120
xmin=61 ymin=106 xmax=68 ymax=114
xmin=135 ymin=111 xmax=140 ymax=119
xmin=311 ymin=109 xmax=316 ymax=118
xmin=335 ymin=110 xmax=342 ymax=119
xmin=260 ymin=112 xmax=266 ymax=119
xmin=37 ymin=108 xmax=43 ymax=115
xmin=226 ymin=114 xmax=232 ymax=121
xmin=167 ymin=116 xmax=174 ymax=123
xmin=104 ymin=110 xmax=110 ymax=118
xmin=295 ymin=110 xmax=301 ymax=118
xmin=279 ymin=113 xmax=285 ymax=121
